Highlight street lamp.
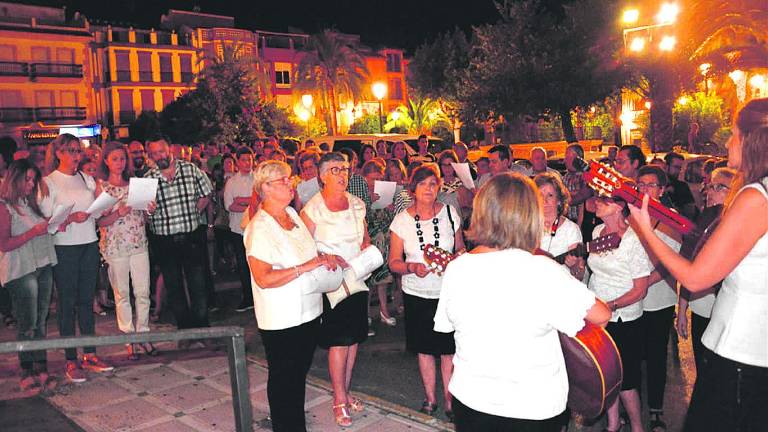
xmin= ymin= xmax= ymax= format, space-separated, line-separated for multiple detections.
xmin=658 ymin=35 xmax=676 ymax=52
xmin=298 ymin=109 xmax=310 ymax=138
xmin=301 ymin=94 xmax=313 ymax=110
xmin=372 ymin=82 xmax=387 ymax=133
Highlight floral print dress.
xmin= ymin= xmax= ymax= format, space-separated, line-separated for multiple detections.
xmin=99 ymin=182 xmax=148 ymax=260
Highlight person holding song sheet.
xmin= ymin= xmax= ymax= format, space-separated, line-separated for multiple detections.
xmin=629 ymin=98 xmax=768 ymax=432
xmin=244 ymin=160 xmax=340 ymax=432
xmin=389 ymin=163 xmax=465 ymax=421
xmin=300 ymin=152 xmax=372 ymax=427
xmin=434 ymin=173 xmax=610 ymax=431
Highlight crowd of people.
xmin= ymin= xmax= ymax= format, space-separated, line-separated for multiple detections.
xmin=0 ymin=96 xmax=766 ymax=432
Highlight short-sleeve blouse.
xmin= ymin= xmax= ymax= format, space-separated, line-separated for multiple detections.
xmin=539 ymin=217 xmax=582 ymax=257
xmin=99 ymin=182 xmax=148 ymax=259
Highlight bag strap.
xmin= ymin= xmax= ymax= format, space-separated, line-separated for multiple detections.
xmin=445 ymin=204 xmax=456 ymax=253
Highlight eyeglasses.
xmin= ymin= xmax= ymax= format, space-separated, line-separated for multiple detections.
xmin=327 ymin=166 xmax=350 ymax=176
xmin=706 ymin=183 xmax=730 ymax=192
xmin=62 ymin=147 xmax=83 ymax=154
xmin=636 ymin=182 xmax=661 ymax=189
xmin=267 ymin=176 xmax=291 ymax=185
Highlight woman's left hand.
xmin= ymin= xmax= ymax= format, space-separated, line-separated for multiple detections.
xmin=146 ymin=201 xmax=157 ymax=215
xmin=628 ymin=194 xmax=652 ymax=232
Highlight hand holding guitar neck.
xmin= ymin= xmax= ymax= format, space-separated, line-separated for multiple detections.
xmin=574 ymin=157 xmax=695 ymax=234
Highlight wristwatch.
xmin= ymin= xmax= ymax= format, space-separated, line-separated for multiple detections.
xmin=207 ymin=224 xmax=214 ymax=229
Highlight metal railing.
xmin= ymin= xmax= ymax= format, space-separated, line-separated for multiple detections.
xmin=35 ymin=107 xmax=86 ymax=121
xmin=0 ymin=326 xmax=253 ymax=432
xmin=30 ymin=63 xmax=83 ymax=78
xmin=0 ymin=107 xmax=35 ymax=122
xmin=0 ymin=61 xmax=29 ymax=76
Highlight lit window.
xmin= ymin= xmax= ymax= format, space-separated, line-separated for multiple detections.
xmin=274 ymin=62 xmax=291 ymax=87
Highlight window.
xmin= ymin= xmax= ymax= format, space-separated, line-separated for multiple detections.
xmin=140 ymin=89 xmax=155 ymax=112
xmin=0 ymin=45 xmax=16 ymax=61
xmin=179 ymin=54 xmax=193 ymax=83
xmin=159 ymin=54 xmax=173 ymax=82
xmin=386 ymin=53 xmax=402 ymax=73
xmin=274 ymin=62 xmax=291 ymax=87
xmin=118 ymin=89 xmax=135 ymax=124
xmin=60 ymin=90 xmax=77 ymax=107
xmin=56 ymin=48 xmax=74 ymax=64
xmin=388 ymin=78 xmax=403 ymax=100
xmin=115 ymin=50 xmax=131 ymax=81
xmin=35 ymin=91 xmax=54 ymax=108
xmin=138 ymin=51 xmax=152 ymax=81
xmin=31 ymin=47 xmax=50 ymax=62
xmin=0 ymin=90 xmax=22 ymax=107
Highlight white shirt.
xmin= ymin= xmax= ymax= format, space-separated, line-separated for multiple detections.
xmin=702 ymin=181 xmax=768 ymax=367
xmin=643 ymin=229 xmax=681 ymax=311
xmin=539 ymin=217 xmax=582 ymax=258
xmin=223 ymin=172 xmax=254 ymax=234
xmin=389 ymin=204 xmax=460 ymax=299
xmin=244 ymin=207 xmax=323 ymax=330
xmin=689 ymin=292 xmax=716 ymax=318
xmin=40 ymin=170 xmax=98 ymax=246
xmin=434 ymin=249 xmax=595 ymax=420
xmin=588 ymin=225 xmax=653 ymax=322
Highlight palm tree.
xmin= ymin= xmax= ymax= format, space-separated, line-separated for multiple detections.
xmin=384 ymin=97 xmax=450 ymax=134
xmin=294 ymin=30 xmax=369 ymax=135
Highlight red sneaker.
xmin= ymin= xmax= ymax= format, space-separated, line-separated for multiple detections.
xmin=80 ymin=354 xmax=114 ymax=372
xmin=65 ymin=361 xmax=87 ymax=383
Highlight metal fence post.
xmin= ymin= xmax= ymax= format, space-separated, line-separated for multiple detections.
xmin=227 ymin=331 xmax=253 ymax=432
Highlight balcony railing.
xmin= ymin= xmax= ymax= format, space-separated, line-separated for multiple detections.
xmin=118 ymin=110 xmax=136 ymax=124
xmin=160 ymin=71 xmax=173 ymax=82
xmin=180 ymin=72 xmax=193 ymax=83
xmin=0 ymin=61 xmax=29 ymax=76
xmin=115 ymin=70 xmax=131 ymax=82
xmin=0 ymin=108 xmax=35 ymax=122
xmin=138 ymin=70 xmax=153 ymax=82
xmin=0 ymin=107 xmax=85 ymax=123
xmin=30 ymin=63 xmax=83 ymax=78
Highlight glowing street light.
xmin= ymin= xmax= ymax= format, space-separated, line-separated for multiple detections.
xmin=656 ymin=3 xmax=679 ymax=24
xmin=629 ymin=37 xmax=646 ymax=53
xmin=699 ymin=63 xmax=711 ymax=75
xmin=659 ymin=35 xmax=676 ymax=51
xmin=623 ymin=9 xmax=640 ymax=24
xmin=677 ymin=95 xmax=689 ymax=106
xmin=749 ymin=74 xmax=765 ymax=88
xmin=644 ymin=101 xmax=652 ymax=109
xmin=372 ymin=82 xmax=387 ymax=133
xmin=301 ymin=94 xmax=313 ymax=110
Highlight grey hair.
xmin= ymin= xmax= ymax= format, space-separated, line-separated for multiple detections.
xmin=318 ymin=151 xmax=348 ymax=177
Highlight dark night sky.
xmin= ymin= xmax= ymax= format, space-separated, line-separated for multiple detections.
xmin=19 ymin=0 xmax=503 ymax=53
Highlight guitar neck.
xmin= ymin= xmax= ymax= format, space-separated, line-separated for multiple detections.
xmin=613 ymin=186 xmax=695 ymax=234
xmin=552 ymin=243 xmax=586 ymax=264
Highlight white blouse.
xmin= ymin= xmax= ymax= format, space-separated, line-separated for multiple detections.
xmin=389 ymin=204 xmax=460 ymax=299
xmin=434 ymin=249 xmax=595 ymax=420
xmin=588 ymin=225 xmax=653 ymax=322
xmin=643 ymin=229 xmax=681 ymax=312
xmin=539 ymin=217 xmax=582 ymax=258
xmin=702 ymin=181 xmax=768 ymax=367
xmin=223 ymin=172 xmax=254 ymax=234
xmin=244 ymin=207 xmax=322 ymax=331
xmin=40 ymin=170 xmax=98 ymax=246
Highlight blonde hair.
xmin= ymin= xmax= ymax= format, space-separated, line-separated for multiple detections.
xmin=466 ymin=172 xmax=543 ymax=251
xmin=45 ymin=133 xmax=80 ymax=174
xmin=253 ymin=160 xmax=291 ymax=198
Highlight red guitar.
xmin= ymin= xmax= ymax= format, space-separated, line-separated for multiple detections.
xmin=574 ymin=157 xmax=696 ymax=235
xmin=424 ymin=244 xmax=623 ymax=419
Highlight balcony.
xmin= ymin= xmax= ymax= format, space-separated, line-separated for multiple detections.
xmin=180 ymin=72 xmax=193 ymax=83
xmin=35 ymin=107 xmax=86 ymax=121
xmin=138 ymin=70 xmax=153 ymax=82
xmin=0 ymin=61 xmax=29 ymax=76
xmin=118 ymin=110 xmax=136 ymax=124
xmin=115 ymin=70 xmax=131 ymax=82
xmin=0 ymin=107 xmax=85 ymax=123
xmin=0 ymin=108 xmax=34 ymax=122
xmin=160 ymin=71 xmax=173 ymax=82
xmin=30 ymin=63 xmax=83 ymax=78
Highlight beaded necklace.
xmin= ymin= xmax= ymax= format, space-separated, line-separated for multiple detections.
xmin=414 ymin=203 xmax=440 ymax=251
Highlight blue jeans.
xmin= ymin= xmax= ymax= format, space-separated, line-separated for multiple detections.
xmin=5 ymin=265 xmax=54 ymax=372
xmin=54 ymin=242 xmax=100 ymax=360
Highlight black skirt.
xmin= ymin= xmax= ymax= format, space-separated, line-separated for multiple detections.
xmin=606 ymin=318 xmax=642 ymax=390
xmin=318 ymin=291 xmax=368 ymax=349
xmin=404 ymin=293 xmax=455 ymax=355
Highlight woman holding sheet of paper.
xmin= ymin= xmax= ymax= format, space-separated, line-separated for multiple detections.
xmin=40 ymin=134 xmax=113 ymax=383
xmin=96 ymin=141 xmax=157 ymax=360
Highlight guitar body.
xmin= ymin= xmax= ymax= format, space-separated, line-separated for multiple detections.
xmin=559 ymin=322 xmax=623 ymax=419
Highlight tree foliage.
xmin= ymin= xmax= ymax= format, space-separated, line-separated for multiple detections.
xmin=348 ymin=114 xmax=382 ymax=134
xmin=384 ymin=97 xmax=450 ymax=135
xmin=129 ymin=111 xmax=161 ymax=143
xmin=673 ymin=92 xmax=726 ymax=144
xmin=458 ymin=0 xmax=627 ymax=142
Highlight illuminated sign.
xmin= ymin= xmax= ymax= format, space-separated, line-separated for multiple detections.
xmin=22 ymin=129 xmax=59 ymax=141
xmin=59 ymin=124 xmax=101 ymax=138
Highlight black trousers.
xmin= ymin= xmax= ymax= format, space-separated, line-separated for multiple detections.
xmin=642 ymin=306 xmax=674 ymax=411
xmin=684 ymin=348 xmax=768 ymax=432
xmin=453 ymin=397 xmax=563 ymax=432
xmin=54 ymin=242 xmax=100 ymax=360
xmin=691 ymin=313 xmax=710 ymax=373
xmin=152 ymin=227 xmax=209 ymax=329
xmin=260 ymin=317 xmax=320 ymax=432
xmin=227 ymin=231 xmax=252 ymax=303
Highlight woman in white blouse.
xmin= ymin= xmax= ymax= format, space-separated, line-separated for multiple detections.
xmin=41 ymin=134 xmax=113 ymax=383
xmin=434 ymin=173 xmax=610 ymax=431
xmin=629 ymin=98 xmax=768 ymax=431
xmin=534 ymin=172 xmax=584 ymax=279
xmin=587 ymin=196 xmax=652 ymax=432
xmin=245 ymin=160 xmax=339 ymax=432
xmin=389 ymin=163 xmax=465 ymax=420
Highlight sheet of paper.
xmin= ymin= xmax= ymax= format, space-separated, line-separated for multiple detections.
xmin=346 ymin=245 xmax=384 ymax=281
xmin=451 ymin=163 xmax=475 ymax=189
xmin=85 ymin=192 xmax=118 ymax=217
xmin=297 ymin=177 xmax=320 ymax=205
xmin=126 ymin=178 xmax=158 ymax=211
xmin=47 ymin=202 xmax=74 ymax=234
xmin=371 ymin=180 xmax=397 ymax=210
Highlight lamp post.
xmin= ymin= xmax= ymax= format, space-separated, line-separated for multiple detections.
xmin=372 ymin=82 xmax=387 ymax=133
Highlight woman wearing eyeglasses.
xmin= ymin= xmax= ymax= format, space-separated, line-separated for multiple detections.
xmin=676 ymin=167 xmax=736 ymax=371
xmin=41 ymin=134 xmax=113 ymax=383
xmin=245 ymin=160 xmax=340 ymax=432
xmin=300 ymin=152 xmax=372 ymax=427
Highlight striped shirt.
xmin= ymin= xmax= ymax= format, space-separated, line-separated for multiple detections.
xmin=145 ymin=159 xmax=213 ymax=236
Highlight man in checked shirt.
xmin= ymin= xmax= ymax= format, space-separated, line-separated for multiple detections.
xmin=145 ymin=135 xmax=214 ymax=347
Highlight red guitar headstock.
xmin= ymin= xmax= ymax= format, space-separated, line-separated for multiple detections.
xmin=588 ymin=232 xmax=621 ymax=254
xmin=583 ymin=161 xmax=628 ymax=197
xmin=423 ymin=244 xmax=456 ymax=276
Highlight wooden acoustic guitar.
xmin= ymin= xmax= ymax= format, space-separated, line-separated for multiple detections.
xmin=539 ymin=232 xmax=622 ymax=265
xmin=424 ymin=243 xmax=623 ymax=419
xmin=573 ymin=157 xmax=696 ymax=235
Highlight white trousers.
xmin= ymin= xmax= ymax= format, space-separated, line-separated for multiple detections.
xmin=106 ymin=251 xmax=150 ymax=333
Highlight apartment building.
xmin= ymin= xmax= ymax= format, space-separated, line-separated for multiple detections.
xmin=0 ymin=2 xmax=98 ymax=147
